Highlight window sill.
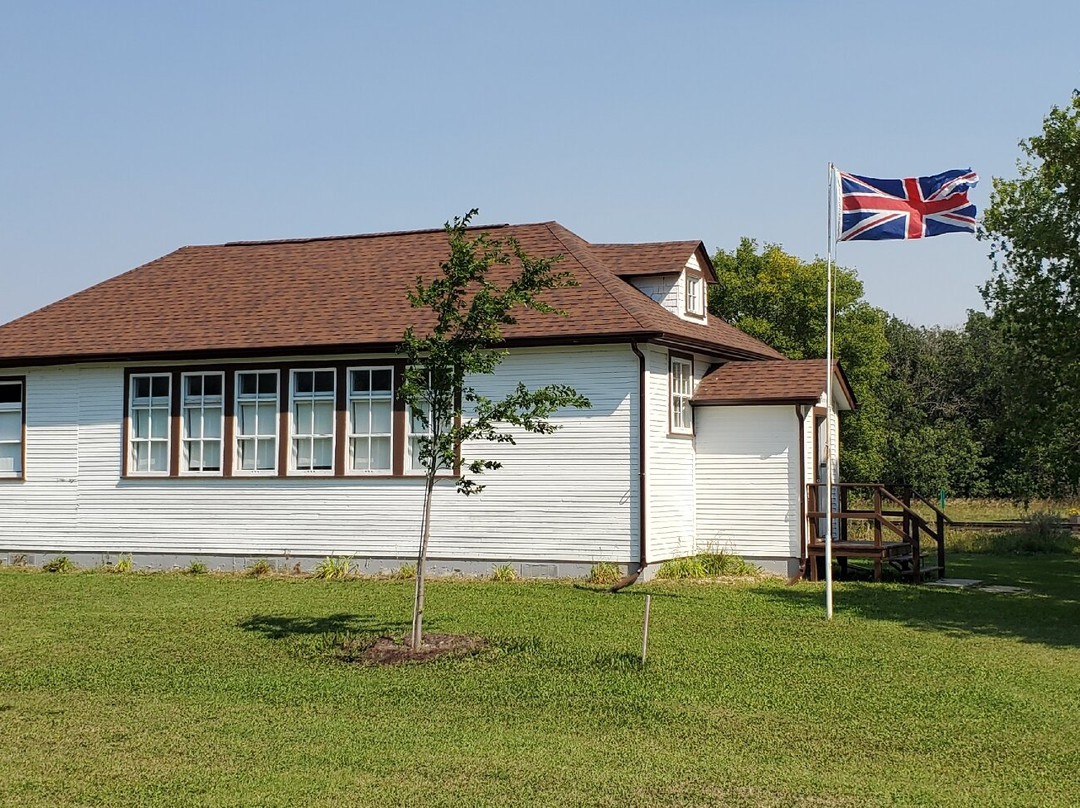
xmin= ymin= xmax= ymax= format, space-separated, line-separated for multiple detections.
xmin=667 ymin=430 xmax=694 ymax=439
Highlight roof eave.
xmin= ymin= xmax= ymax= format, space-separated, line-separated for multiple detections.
xmin=692 ymin=396 xmax=822 ymax=406
xmin=650 ymin=334 xmax=783 ymax=362
xmin=0 ymin=332 xmax=668 ymax=369
xmin=695 ymin=243 xmax=719 ymax=283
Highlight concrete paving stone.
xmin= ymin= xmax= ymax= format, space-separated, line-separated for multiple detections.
xmin=926 ymin=578 xmax=983 ymax=589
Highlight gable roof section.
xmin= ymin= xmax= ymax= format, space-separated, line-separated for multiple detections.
xmin=0 ymin=222 xmax=783 ymax=366
xmin=692 ymin=359 xmax=856 ymax=410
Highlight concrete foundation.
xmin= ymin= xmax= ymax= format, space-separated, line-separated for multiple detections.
xmin=0 ymin=550 xmax=614 ymax=580
xmin=2 ymin=550 xmax=796 ymax=579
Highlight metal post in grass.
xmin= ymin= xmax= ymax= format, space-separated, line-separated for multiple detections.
xmin=641 ymin=594 xmax=651 ymax=664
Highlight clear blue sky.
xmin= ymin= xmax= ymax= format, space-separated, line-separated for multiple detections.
xmin=2 ymin=1 xmax=1078 ymax=327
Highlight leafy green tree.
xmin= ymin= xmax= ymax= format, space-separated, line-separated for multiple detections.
xmin=981 ymin=91 xmax=1080 ymax=497
xmin=879 ymin=316 xmax=992 ymax=496
xmin=400 ymin=211 xmax=591 ymax=650
xmin=710 ymin=239 xmax=889 ymax=482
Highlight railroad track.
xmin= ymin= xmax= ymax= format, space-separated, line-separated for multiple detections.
xmin=951 ymin=520 xmax=1080 ymax=533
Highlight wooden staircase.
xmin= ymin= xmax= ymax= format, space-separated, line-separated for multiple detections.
xmin=804 ymin=483 xmax=950 ymax=583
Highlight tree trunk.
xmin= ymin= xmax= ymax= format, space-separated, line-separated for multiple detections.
xmin=410 ymin=470 xmax=436 ymax=651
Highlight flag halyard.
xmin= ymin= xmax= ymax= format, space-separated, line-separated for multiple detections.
xmin=838 ymin=168 xmax=979 ymax=241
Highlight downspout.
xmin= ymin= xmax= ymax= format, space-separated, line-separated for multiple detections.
xmin=611 ymin=341 xmax=647 ymax=593
xmin=793 ymin=404 xmax=809 ymax=584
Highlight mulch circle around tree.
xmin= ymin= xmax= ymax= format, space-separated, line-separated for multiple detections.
xmin=345 ymin=633 xmax=487 ymax=666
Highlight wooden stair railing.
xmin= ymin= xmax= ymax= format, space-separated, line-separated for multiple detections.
xmin=906 ymin=487 xmax=952 ymax=575
xmin=805 ymin=482 xmax=948 ymax=583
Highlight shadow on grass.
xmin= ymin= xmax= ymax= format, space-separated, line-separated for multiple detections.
xmin=571 ymin=583 xmax=688 ymax=599
xmin=237 ymin=613 xmax=408 ymax=641
xmin=593 ymin=650 xmax=645 ymax=670
xmin=752 ymin=555 xmax=1080 ymax=649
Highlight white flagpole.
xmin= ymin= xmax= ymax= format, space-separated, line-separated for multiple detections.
xmin=824 ymin=163 xmax=837 ymax=620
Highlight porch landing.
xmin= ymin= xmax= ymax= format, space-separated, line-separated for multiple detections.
xmin=805 ymin=483 xmax=950 ymax=584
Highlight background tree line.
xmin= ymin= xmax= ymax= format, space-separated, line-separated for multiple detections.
xmin=709 ymin=92 xmax=1080 ymax=502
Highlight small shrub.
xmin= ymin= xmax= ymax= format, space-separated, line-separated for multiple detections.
xmin=989 ymin=512 xmax=1074 ymax=554
xmin=587 ymin=562 xmax=622 ymax=586
xmin=656 ymin=556 xmax=707 ymax=580
xmin=394 ymin=563 xmax=417 ymax=581
xmin=656 ymin=551 xmax=759 ymax=580
xmin=247 ymin=558 xmax=273 ymax=577
xmin=42 ymin=556 xmax=75 ymax=573
xmin=11 ymin=554 xmax=28 ymax=567
xmin=313 ymin=555 xmax=354 ymax=580
xmin=114 ymin=554 xmax=133 ymax=573
xmin=698 ymin=551 xmax=760 ymax=577
xmin=949 ymin=512 xmax=1076 ymax=555
xmin=491 ymin=564 xmax=517 ymax=582
xmin=186 ymin=560 xmax=208 ymax=575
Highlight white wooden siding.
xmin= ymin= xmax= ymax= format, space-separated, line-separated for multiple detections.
xmin=0 ymin=346 xmax=639 ymax=563
xmin=2 ymin=368 xmax=79 ymax=539
xmin=628 ymin=275 xmax=680 ymax=314
xmin=627 ymin=258 xmax=708 ymax=325
xmin=642 ymin=345 xmax=698 ymax=563
xmin=694 ymin=405 xmax=801 ymax=560
xmin=801 ymin=392 xmax=841 ymax=541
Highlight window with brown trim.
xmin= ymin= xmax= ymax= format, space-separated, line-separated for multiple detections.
xmin=289 ymin=369 xmax=336 ymax=474
xmin=0 ymin=378 xmax=25 ymax=479
xmin=405 ymin=399 xmax=433 ymax=475
xmin=235 ymin=370 xmax=280 ymax=475
xmin=685 ymin=272 xmax=705 ymax=318
xmin=669 ymin=355 xmax=694 ymax=435
xmin=128 ymin=373 xmax=172 ymax=475
xmin=122 ymin=361 xmax=454 ymax=480
xmin=181 ymin=372 xmax=224 ymax=475
xmin=347 ymin=366 xmax=394 ymax=474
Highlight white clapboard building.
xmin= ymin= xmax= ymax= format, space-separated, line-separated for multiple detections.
xmin=0 ymin=222 xmax=852 ymax=577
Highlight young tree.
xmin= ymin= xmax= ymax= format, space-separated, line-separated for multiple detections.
xmin=399 ymin=211 xmax=591 ymax=651
xmin=981 ymin=91 xmax=1080 ymax=496
xmin=710 ymin=239 xmax=889 ymax=482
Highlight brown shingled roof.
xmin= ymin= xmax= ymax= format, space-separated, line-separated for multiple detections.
xmin=692 ymin=359 xmax=856 ymax=410
xmin=0 ymin=222 xmax=783 ymax=366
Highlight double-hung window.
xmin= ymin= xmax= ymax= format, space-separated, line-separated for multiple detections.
xmin=129 ymin=374 xmax=172 ymax=474
xmin=347 ymin=367 xmax=393 ymax=473
xmin=235 ymin=370 xmax=279 ymax=474
xmin=405 ymin=390 xmax=456 ymax=475
xmin=181 ymin=372 xmax=224 ymax=474
xmin=290 ymin=369 xmax=336 ymax=473
xmin=0 ymin=379 xmax=24 ymax=478
xmin=405 ymin=399 xmax=433 ymax=474
xmin=685 ymin=273 xmax=704 ymax=317
xmin=670 ymin=356 xmax=693 ymax=434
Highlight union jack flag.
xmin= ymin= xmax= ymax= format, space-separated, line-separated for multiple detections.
xmin=838 ymin=168 xmax=979 ymax=241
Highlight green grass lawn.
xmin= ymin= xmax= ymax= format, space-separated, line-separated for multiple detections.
xmin=2 ymin=559 xmax=1079 ymax=807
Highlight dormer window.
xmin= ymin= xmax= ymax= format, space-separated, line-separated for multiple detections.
xmin=685 ymin=272 xmax=704 ymax=318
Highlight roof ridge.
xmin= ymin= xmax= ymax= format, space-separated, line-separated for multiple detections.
xmin=592 ymin=239 xmax=702 ymax=248
xmin=544 ymin=223 xmax=654 ymax=332
xmin=220 ymin=222 xmax=523 ymax=248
